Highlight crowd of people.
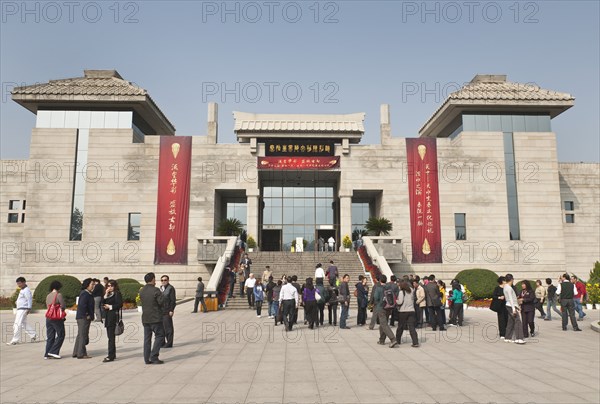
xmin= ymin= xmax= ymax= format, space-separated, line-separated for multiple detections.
xmin=6 ymin=268 xmax=588 ymax=363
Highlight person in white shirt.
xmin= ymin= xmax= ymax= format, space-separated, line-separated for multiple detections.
xmin=327 ymin=236 xmax=335 ymax=251
xmin=314 ymin=263 xmax=325 ymax=280
xmin=503 ymin=274 xmax=525 ymax=344
xmin=244 ymin=274 xmax=256 ymax=309
xmin=279 ymin=276 xmax=299 ymax=331
xmin=7 ymin=277 xmax=37 ymax=345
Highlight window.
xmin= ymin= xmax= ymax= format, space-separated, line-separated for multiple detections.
xmin=128 ymin=213 xmax=141 ymax=240
xmin=503 ymin=133 xmax=520 ymax=240
xmin=565 ymin=214 xmax=575 ymax=224
xmin=7 ymin=199 xmax=25 ymax=223
xmin=454 ymin=213 xmax=466 ymax=240
xmin=564 ymin=201 xmax=574 ymax=211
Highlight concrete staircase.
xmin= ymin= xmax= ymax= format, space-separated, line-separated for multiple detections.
xmin=224 ymin=251 xmax=371 ymax=310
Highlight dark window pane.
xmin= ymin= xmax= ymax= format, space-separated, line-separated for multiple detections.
xmin=22 ymin=200 xmax=26 ymax=210
xmin=564 ymin=201 xmax=574 ymax=211
xmin=565 ymin=214 xmax=575 ymax=224
xmin=128 ymin=213 xmax=141 ymax=241
xmin=7 ymin=213 xmax=18 ymax=223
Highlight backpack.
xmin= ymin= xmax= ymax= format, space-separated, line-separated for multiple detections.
xmin=383 ymin=286 xmax=396 ymax=310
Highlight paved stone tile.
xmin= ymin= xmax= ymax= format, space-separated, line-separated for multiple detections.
xmin=1 ymin=305 xmax=598 ymax=404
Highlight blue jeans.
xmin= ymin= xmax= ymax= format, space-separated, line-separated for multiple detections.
xmin=272 ymin=301 xmax=280 ymax=322
xmin=546 ymin=298 xmax=562 ymax=320
xmin=573 ymin=298 xmax=586 ymax=319
xmin=340 ymin=303 xmax=349 ymax=328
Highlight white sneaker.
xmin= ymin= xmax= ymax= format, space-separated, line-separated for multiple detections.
xmin=505 ymin=339 xmax=513 ymax=343
xmin=6 ymin=341 xmax=17 ymax=346
xmin=515 ymin=339 xmax=526 ymax=344
xmin=257 ymin=315 xmax=261 ymax=318
xmin=500 ymin=336 xmax=505 ymax=340
xmin=48 ymin=353 xmax=61 ymax=359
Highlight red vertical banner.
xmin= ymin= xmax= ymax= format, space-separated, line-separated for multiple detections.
xmin=406 ymin=138 xmax=442 ymax=263
xmin=154 ymin=136 xmax=192 ymax=264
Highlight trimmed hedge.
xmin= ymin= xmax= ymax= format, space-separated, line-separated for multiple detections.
xmin=120 ymin=282 xmax=143 ymax=304
xmin=455 ymin=268 xmax=499 ymax=300
xmin=116 ymin=278 xmax=143 ymax=285
xmin=33 ymin=275 xmax=81 ymax=307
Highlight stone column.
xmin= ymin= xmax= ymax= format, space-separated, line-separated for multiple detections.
xmin=339 ymin=190 xmax=353 ymax=246
xmin=246 ymin=188 xmax=260 ymax=246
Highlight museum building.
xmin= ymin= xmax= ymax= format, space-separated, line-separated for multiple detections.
xmin=0 ymin=70 xmax=598 ymax=296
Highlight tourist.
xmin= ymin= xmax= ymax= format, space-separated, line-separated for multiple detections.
xmin=73 ymin=278 xmax=95 ymax=358
xmin=272 ymin=280 xmax=282 ymax=325
xmin=254 ymin=278 xmax=265 ymax=317
xmin=503 ymin=274 xmax=525 ymax=344
xmin=413 ymin=279 xmax=426 ymax=328
xmin=448 ymin=281 xmax=464 ymax=326
xmin=245 ymin=273 xmax=256 ymax=309
xmin=265 ymin=276 xmax=276 ymax=318
xmin=303 ymin=278 xmax=319 ymax=329
xmin=327 ymin=236 xmax=335 ymax=251
xmin=544 ymin=278 xmax=562 ymax=321
xmin=262 ymin=266 xmax=272 ymax=285
xmin=339 ymin=274 xmax=351 ymax=329
xmin=355 ymin=275 xmax=368 ymax=326
xmin=518 ymin=281 xmax=536 ymax=338
xmin=279 ymin=276 xmax=299 ymax=331
xmin=6 ymin=277 xmax=37 ymax=346
xmin=571 ymin=275 xmax=587 ymax=320
xmin=491 ymin=276 xmax=508 ymax=339
xmin=92 ymin=278 xmax=104 ymax=322
xmin=227 ymin=266 xmax=236 ymax=298
xmin=160 ymin=275 xmax=177 ymax=348
xmin=318 ymin=236 xmax=325 ymax=252
xmin=241 ymin=253 xmax=252 ymax=279
xmin=534 ymin=280 xmax=547 ymax=319
xmin=315 ymin=277 xmax=327 ymax=326
xmin=140 ymin=272 xmax=165 ymax=364
xmin=291 ymin=275 xmax=302 ymax=325
xmin=192 ymin=277 xmax=207 ymax=313
xmin=44 ymin=280 xmax=65 ymax=359
xmin=314 ymin=263 xmax=325 ymax=281
xmin=327 ymin=286 xmax=339 ymax=326
xmin=388 ymin=275 xmax=399 ymax=327
xmin=424 ymin=275 xmax=445 ymax=331
xmin=326 ymin=261 xmax=338 ymax=287
xmin=101 ymin=279 xmax=122 ymax=362
xmin=368 ymin=274 xmax=381 ymax=330
xmin=437 ymin=280 xmax=447 ymax=326
xmin=395 ymin=280 xmax=419 ymax=347
xmin=558 ymin=273 xmax=581 ymax=331
xmin=239 ymin=265 xmax=246 ymax=297
xmin=374 ymin=275 xmax=398 ymax=347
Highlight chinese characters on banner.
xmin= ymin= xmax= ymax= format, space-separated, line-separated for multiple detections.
xmin=154 ymin=137 xmax=192 ymax=264
xmin=406 ymin=138 xmax=442 ymax=263
xmin=265 ymin=140 xmax=335 ymax=156
xmin=258 ymin=156 xmax=340 ymax=170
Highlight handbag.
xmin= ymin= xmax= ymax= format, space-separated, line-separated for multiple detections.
xmin=115 ymin=308 xmax=124 ymax=336
xmin=45 ymin=293 xmax=67 ymax=320
xmin=314 ymin=289 xmax=322 ymax=302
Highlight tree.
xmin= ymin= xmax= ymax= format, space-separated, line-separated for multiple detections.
xmin=365 ymin=217 xmax=393 ymax=236
xmin=589 ymin=261 xmax=600 ymax=284
xmin=217 ymin=218 xmax=244 ymax=236
xmin=352 ymin=227 xmax=368 ymax=241
xmin=70 ymin=208 xmax=83 ymax=241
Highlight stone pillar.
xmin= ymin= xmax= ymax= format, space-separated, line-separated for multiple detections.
xmin=339 ymin=190 xmax=353 ymax=245
xmin=380 ymin=104 xmax=391 ymax=144
xmin=207 ymin=102 xmax=218 ymax=144
xmin=246 ymin=188 xmax=260 ymax=246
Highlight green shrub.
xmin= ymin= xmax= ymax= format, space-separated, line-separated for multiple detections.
xmin=115 ymin=278 xmax=142 ymax=286
xmin=10 ymin=288 xmax=20 ymax=307
xmin=33 ymin=275 xmax=81 ymax=307
xmin=455 ymin=268 xmax=499 ymax=300
xmin=120 ymin=283 xmax=143 ymax=305
xmin=589 ymin=261 xmax=600 ymax=284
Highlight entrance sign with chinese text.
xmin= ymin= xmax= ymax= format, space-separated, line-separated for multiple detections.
xmin=258 ymin=156 xmax=339 ymax=170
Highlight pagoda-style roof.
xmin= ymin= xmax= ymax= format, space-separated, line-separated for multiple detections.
xmin=233 ymin=111 xmax=365 ymax=143
xmin=419 ymin=74 xmax=574 ymax=138
xmin=12 ymin=70 xmax=175 ymax=135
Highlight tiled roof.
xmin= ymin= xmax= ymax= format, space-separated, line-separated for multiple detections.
xmin=234 ymin=112 xmax=365 ymax=132
xmin=12 ymin=70 xmax=146 ymax=97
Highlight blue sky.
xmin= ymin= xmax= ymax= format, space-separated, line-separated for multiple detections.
xmin=1 ymin=0 xmax=599 ymax=162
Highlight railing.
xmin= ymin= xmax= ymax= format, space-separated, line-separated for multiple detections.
xmin=360 ymin=236 xmax=394 ymax=279
xmin=203 ymin=236 xmax=239 ymax=297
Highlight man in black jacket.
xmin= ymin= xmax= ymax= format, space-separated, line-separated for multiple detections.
xmin=92 ymin=278 xmax=104 ymax=322
xmin=558 ymin=273 xmax=581 ymax=331
xmin=160 ymin=275 xmax=177 ymax=347
xmin=140 ymin=272 xmax=165 ymax=364
xmin=424 ymin=275 xmax=445 ymax=331
xmin=73 ymin=278 xmax=95 ymax=359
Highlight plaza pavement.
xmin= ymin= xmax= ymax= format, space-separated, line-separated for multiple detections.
xmin=1 ymin=303 xmax=598 ymax=404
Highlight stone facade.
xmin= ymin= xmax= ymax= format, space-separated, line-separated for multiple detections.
xmin=1 ymin=71 xmax=598 ymax=296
